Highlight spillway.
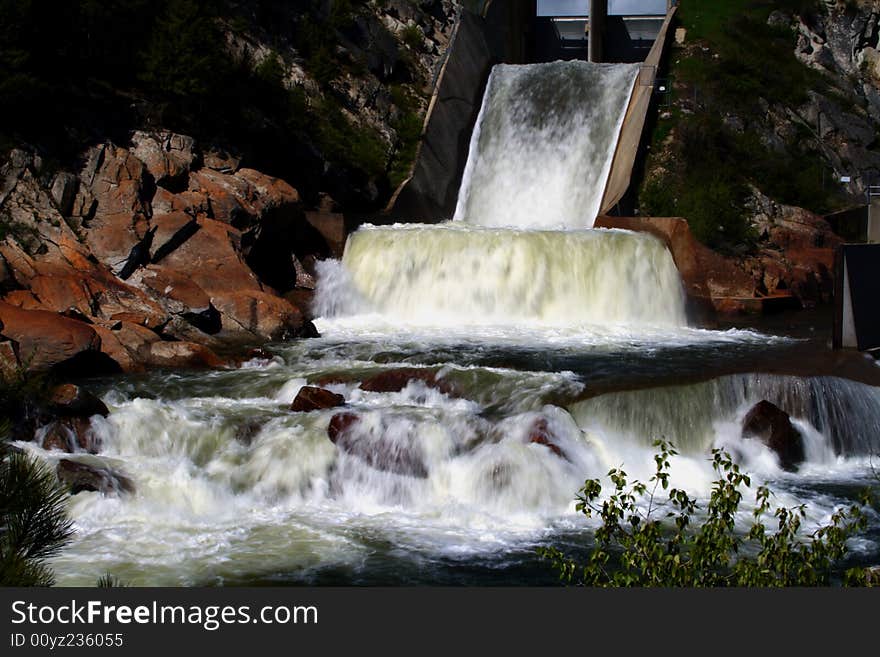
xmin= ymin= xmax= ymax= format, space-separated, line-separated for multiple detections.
xmin=453 ymin=61 xmax=638 ymax=229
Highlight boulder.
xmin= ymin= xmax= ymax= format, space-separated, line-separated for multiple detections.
xmin=0 ymin=301 xmax=102 ymax=372
xmin=79 ymin=144 xmax=151 ymax=270
xmin=56 ymin=459 xmax=134 ymax=495
xmin=137 ymin=265 xmax=214 ymax=319
xmin=326 ymin=411 xmax=428 ymax=478
xmin=742 ymin=400 xmax=805 ymax=471
xmin=327 ymin=412 xmax=361 ymax=443
xmin=146 ymin=340 xmax=224 ymax=369
xmin=209 ymin=289 xmax=303 ymax=342
xmin=359 ymin=367 xmax=454 ymax=395
xmin=39 ymin=417 xmax=100 ymax=454
xmin=291 ymin=386 xmax=345 ymax=412
xmin=188 ymin=168 xmax=258 ymax=226
xmin=48 ymin=384 xmax=109 ymax=418
xmin=130 ymin=130 xmax=196 ymax=189
xmin=91 ymin=324 xmax=143 ymax=373
xmin=234 ymin=168 xmax=300 ymax=211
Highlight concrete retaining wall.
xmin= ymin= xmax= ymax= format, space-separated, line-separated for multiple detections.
xmin=386 ymin=2 xmax=533 ymax=221
xmin=834 ymin=244 xmax=880 ymax=351
xmin=599 ymin=7 xmax=676 ymax=215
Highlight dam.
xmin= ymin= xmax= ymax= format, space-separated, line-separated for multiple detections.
xmin=27 ymin=1 xmax=880 ymax=586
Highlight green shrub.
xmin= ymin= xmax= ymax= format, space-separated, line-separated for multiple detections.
xmin=539 ymin=441 xmax=870 ymax=587
xmin=0 ymin=443 xmax=74 ymax=587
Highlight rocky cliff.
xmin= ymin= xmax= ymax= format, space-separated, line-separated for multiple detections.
xmin=0 ymin=1 xmax=464 ymax=377
xmin=638 ymin=0 xmax=880 ymax=314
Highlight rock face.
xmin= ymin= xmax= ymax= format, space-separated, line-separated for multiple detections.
xmin=0 ymin=127 xmax=335 ymax=373
xmin=291 ymin=386 xmax=345 ymax=412
xmin=595 ymin=209 xmax=840 ymax=317
xmin=742 ymin=400 xmax=806 ymax=471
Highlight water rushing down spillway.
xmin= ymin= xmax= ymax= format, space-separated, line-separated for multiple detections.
xmin=454 ymin=61 xmax=639 ymax=229
xmin=29 ymin=59 xmax=880 ymax=585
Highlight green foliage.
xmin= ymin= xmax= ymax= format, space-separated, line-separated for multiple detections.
xmin=0 ymin=448 xmax=74 ymax=586
xmin=640 ymin=0 xmax=853 ymax=249
xmin=0 ymin=0 xmax=427 ymax=207
xmin=96 ymin=573 xmax=127 ymax=587
xmin=139 ymin=0 xmax=226 ymax=100
xmin=539 ymin=441 xmax=869 ymax=587
xmin=402 ymin=24 xmax=424 ymax=51
xmin=0 ymin=372 xmax=74 ymax=586
xmin=388 ymin=85 xmax=424 ymax=189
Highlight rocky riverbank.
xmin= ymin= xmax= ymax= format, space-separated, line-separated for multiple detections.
xmin=0 ymin=134 xmax=324 ymax=377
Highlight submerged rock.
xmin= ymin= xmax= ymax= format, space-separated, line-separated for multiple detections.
xmin=39 ymin=417 xmax=101 ymax=454
xmin=359 ymin=367 xmax=454 ymax=395
xmin=326 ymin=411 xmax=428 ymax=478
xmin=526 ymin=417 xmax=566 ymax=460
xmin=291 ymin=386 xmax=345 ymax=412
xmin=56 ymin=459 xmax=134 ymax=495
xmin=741 ymin=400 xmax=805 ymax=471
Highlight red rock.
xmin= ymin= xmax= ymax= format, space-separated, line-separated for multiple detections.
xmin=0 ymin=301 xmax=101 ymax=371
xmin=742 ymin=400 xmax=805 ymax=471
xmin=234 ymin=168 xmax=300 ymax=210
xmin=80 ymin=144 xmax=151 ymax=268
xmin=147 ymin=341 xmax=224 ymax=369
xmin=526 ymin=418 xmax=566 ymax=459
xmin=108 ymin=311 xmax=148 ymax=325
xmin=189 ymin=169 xmax=258 ymax=225
xmin=49 ymin=384 xmax=109 ymax=418
xmin=291 ymin=386 xmax=345 ymax=412
xmin=161 ymin=217 xmax=261 ymax=293
xmin=138 ymin=265 xmax=212 ymax=314
xmin=359 ymin=368 xmax=454 ymax=395
xmin=151 ymin=188 xmax=210 ymax=217
xmin=210 ymin=289 xmax=303 ymax=341
xmin=3 ymin=289 xmax=42 ymax=310
xmin=92 ymin=324 xmax=143 ymax=373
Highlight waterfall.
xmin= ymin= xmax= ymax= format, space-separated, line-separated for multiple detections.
xmin=453 ymin=61 xmax=639 ymax=229
xmin=314 ymin=223 xmax=686 ymax=328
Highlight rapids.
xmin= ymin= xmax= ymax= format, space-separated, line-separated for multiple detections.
xmin=22 ymin=59 xmax=880 ymax=585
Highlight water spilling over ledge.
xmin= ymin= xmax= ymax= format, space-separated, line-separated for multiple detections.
xmin=315 ymin=223 xmax=686 ymax=328
xmin=27 ymin=56 xmax=880 ymax=586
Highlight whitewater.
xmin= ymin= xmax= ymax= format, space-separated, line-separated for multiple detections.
xmin=25 ymin=60 xmax=880 ymax=585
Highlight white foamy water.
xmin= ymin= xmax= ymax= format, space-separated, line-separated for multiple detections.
xmin=27 ymin=56 xmax=880 ymax=586
xmin=314 ymin=224 xmax=687 ymax=328
xmin=453 ymin=61 xmax=638 ymax=229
